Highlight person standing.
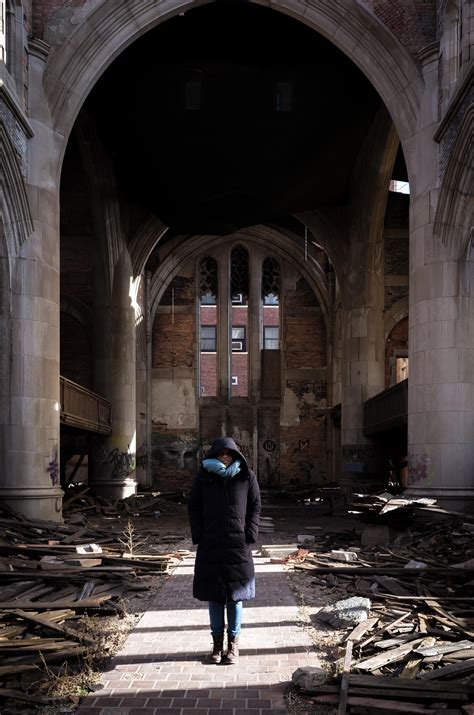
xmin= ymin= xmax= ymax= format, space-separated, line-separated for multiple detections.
xmin=188 ymin=436 xmax=261 ymax=664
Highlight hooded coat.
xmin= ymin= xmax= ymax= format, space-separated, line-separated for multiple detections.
xmin=188 ymin=437 xmax=261 ymax=604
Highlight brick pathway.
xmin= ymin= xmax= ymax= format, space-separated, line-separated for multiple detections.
xmin=78 ymin=552 xmax=319 ymax=715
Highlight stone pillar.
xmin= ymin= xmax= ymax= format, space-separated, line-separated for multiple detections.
xmin=135 ymin=271 xmax=150 ymax=487
xmin=0 ymin=39 xmax=63 ymax=521
xmin=405 ymin=47 xmax=474 ymax=510
xmin=340 ymin=300 xmax=385 ymax=487
xmin=90 ymin=249 xmax=137 ymax=500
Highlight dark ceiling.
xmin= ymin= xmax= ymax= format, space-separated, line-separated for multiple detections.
xmin=80 ymin=2 xmax=389 ymax=234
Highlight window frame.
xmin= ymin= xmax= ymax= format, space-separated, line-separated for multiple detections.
xmin=200 ymin=325 xmax=217 ymax=352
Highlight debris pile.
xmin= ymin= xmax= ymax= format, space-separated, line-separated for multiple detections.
xmin=287 ymin=496 xmax=474 ymax=712
xmin=0 ymin=499 xmax=188 ymax=709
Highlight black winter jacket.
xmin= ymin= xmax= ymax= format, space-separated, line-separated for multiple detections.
xmin=188 ymin=437 xmax=261 ymax=604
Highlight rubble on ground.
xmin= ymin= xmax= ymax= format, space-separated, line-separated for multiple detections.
xmin=0 ymin=492 xmax=188 ymax=711
xmin=286 ymin=494 xmax=474 ymax=713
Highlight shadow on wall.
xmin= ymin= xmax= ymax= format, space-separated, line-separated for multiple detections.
xmin=151 ymin=432 xmax=199 ymax=489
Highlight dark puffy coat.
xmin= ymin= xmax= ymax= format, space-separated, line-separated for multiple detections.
xmin=188 ymin=437 xmax=261 ymax=604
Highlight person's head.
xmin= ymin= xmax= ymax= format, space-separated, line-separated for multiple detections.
xmin=217 ymin=448 xmax=234 ymax=468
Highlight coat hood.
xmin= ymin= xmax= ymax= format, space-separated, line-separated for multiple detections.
xmin=205 ymin=437 xmax=249 ymax=472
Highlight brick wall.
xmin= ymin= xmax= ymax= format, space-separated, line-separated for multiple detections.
xmin=200 ymin=352 xmax=217 ymax=396
xmin=231 ymin=352 xmax=248 ymax=396
xmin=152 ymin=312 xmax=195 ymax=369
xmin=285 ymin=311 xmax=326 ymax=369
xmin=356 ymin=0 xmax=436 ymax=57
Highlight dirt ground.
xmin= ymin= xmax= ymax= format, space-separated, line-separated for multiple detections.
xmin=6 ymin=500 xmax=364 ymax=714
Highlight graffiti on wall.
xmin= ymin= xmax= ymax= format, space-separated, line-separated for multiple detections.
xmin=151 ymin=433 xmax=199 ymax=486
xmin=98 ymin=447 xmax=136 ymax=478
xmin=46 ymin=443 xmax=59 ymax=485
xmin=408 ymin=453 xmax=434 ymax=486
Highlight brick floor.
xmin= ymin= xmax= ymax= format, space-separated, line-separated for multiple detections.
xmin=78 ymin=553 xmax=319 ymax=715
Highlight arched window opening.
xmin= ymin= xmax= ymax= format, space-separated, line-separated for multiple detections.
xmin=231 ymin=246 xmax=249 ymax=396
xmin=199 ymin=256 xmax=218 ymax=397
xmin=262 ymin=257 xmax=280 ymax=350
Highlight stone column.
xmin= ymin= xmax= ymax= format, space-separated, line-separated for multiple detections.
xmin=340 ymin=299 xmax=385 ymax=487
xmin=90 ymin=249 xmax=137 ymax=500
xmin=405 ymin=47 xmax=474 ymax=510
xmin=0 ymin=39 xmax=63 ymax=521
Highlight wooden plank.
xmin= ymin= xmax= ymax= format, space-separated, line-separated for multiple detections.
xmin=418 ymin=658 xmax=474 ymax=680
xmin=347 ymin=617 xmax=378 ymax=643
xmin=338 ymin=639 xmax=353 ymax=715
xmin=0 ymin=595 xmax=112 ymax=610
xmin=355 ymin=638 xmax=427 ymax=671
xmin=8 ymin=610 xmax=96 ymax=644
xmin=350 ymin=673 xmax=474 ymax=694
xmin=308 ymin=694 xmax=435 ymax=713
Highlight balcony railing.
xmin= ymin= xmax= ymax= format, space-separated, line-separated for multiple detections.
xmin=363 ymin=379 xmax=408 ymax=436
xmin=60 ymin=377 xmax=112 ymax=435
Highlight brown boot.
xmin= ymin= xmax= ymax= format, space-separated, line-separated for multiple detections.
xmin=208 ymin=635 xmax=224 ymax=664
xmin=224 ymin=634 xmax=239 ymax=664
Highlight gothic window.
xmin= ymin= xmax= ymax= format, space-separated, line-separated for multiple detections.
xmin=262 ymin=257 xmax=280 ymax=351
xmin=231 ymin=245 xmax=249 ymax=302
xmin=263 ymin=326 xmax=279 ymax=350
xmin=199 ymin=257 xmax=218 ymax=396
xmin=262 ymin=257 xmax=280 ymax=303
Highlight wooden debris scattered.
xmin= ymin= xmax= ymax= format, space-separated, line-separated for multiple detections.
xmin=289 ymin=494 xmax=474 ymax=712
xmin=0 ymin=494 xmax=189 ymax=709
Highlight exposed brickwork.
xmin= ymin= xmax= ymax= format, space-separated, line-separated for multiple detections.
xmin=200 ymin=352 xmax=217 ymax=397
xmin=32 ymin=0 xmax=90 ymax=38
xmin=200 ymin=306 xmax=217 ymax=325
xmin=262 ymin=306 xmax=279 ymax=327
xmin=385 ymin=234 xmax=409 ymax=275
xmin=356 ymin=0 xmax=436 ymax=58
xmin=285 ymin=277 xmax=319 ymax=308
xmin=285 ymin=311 xmax=326 ymax=369
xmin=231 ymin=352 xmax=248 ymax=396
xmin=152 ymin=313 xmax=195 ymax=369
xmin=161 ymin=275 xmax=195 ymax=306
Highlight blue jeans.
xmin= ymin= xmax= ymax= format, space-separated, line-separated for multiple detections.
xmin=208 ymin=600 xmax=242 ymax=637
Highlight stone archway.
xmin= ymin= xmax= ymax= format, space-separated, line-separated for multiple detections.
xmin=43 ymin=0 xmax=422 ymax=186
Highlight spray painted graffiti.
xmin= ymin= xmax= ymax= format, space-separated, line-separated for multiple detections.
xmin=99 ymin=447 xmax=136 ymax=478
xmin=136 ymin=442 xmax=148 ymax=470
xmin=47 ymin=446 xmax=59 ymax=486
xmin=408 ymin=453 xmax=434 ymax=486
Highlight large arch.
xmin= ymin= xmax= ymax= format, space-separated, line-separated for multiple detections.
xmin=149 ymin=227 xmax=331 ymax=328
xmin=43 ymin=0 xmax=423 ymax=186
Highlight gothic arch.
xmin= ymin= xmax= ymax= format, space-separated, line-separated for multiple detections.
xmin=434 ymin=104 xmax=474 ymax=262
xmin=384 ymin=297 xmax=409 ymax=340
xmin=44 ymin=0 xmax=422 ymax=185
xmin=149 ymin=228 xmax=331 ymax=328
xmin=129 ymin=215 xmax=168 ymax=278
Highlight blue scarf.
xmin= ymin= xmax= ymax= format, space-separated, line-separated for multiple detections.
xmin=202 ymin=458 xmax=241 ymax=479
